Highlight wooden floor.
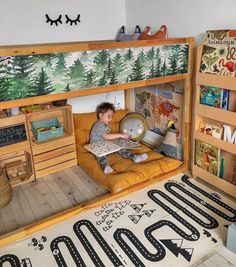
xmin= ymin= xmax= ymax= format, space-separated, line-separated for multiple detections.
xmin=0 ymin=165 xmax=108 ymax=236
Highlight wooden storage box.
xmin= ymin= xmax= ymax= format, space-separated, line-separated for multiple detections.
xmin=5 ymin=160 xmax=28 ymax=182
xmin=32 ymin=117 xmax=63 ymax=142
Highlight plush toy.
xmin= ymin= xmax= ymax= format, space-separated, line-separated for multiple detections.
xmin=116 ymin=25 xmax=141 ymax=42
xmin=119 ymin=112 xmax=147 ymax=141
xmin=139 ymin=25 xmax=167 ymax=40
xmin=154 ymin=120 xmax=177 ymax=159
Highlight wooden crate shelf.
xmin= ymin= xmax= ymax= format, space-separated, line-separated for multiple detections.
xmin=26 ymin=105 xmax=77 ymax=179
xmin=0 ymin=113 xmax=34 ymax=186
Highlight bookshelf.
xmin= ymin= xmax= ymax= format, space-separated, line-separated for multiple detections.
xmin=192 ymin=46 xmax=236 ymax=197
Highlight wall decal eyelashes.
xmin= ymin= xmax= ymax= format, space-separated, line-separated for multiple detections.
xmin=45 ymin=14 xmax=62 ymax=26
xmin=65 ymin=14 xmax=81 ymax=25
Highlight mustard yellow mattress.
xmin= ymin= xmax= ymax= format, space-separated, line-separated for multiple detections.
xmin=74 ymin=110 xmax=182 ymax=193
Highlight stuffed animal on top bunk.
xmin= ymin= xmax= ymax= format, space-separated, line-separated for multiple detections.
xmin=116 ymin=25 xmax=142 ymax=41
xmin=139 ymin=25 xmax=167 ymax=40
xmin=153 ymin=120 xmax=178 ymax=159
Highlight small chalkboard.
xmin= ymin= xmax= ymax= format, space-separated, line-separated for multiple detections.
xmin=0 ymin=124 xmax=27 ymax=147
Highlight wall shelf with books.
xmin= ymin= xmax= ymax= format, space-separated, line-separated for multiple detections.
xmin=194 ymin=131 xmax=236 ymax=154
xmin=193 ymin=43 xmax=236 ymax=197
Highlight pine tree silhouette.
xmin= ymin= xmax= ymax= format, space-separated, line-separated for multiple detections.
xmin=146 ymin=47 xmax=155 ymax=62
xmin=123 ymin=48 xmax=134 ymax=61
xmin=161 ymin=60 xmax=167 ymax=76
xmin=30 ymin=67 xmax=54 ymax=96
xmin=112 ymin=52 xmax=125 ymax=78
xmin=178 ymin=45 xmax=189 ymax=74
xmin=63 ymin=83 xmax=71 ymax=92
xmin=148 ymin=62 xmax=156 ymax=79
xmin=83 ymin=69 xmax=95 ymax=87
xmin=54 ymin=53 xmax=67 ymax=77
xmin=69 ymin=57 xmax=85 ymax=86
xmin=0 ymin=76 xmax=12 ymax=101
xmin=98 ymin=71 xmax=107 ymax=86
xmin=11 ymin=55 xmax=35 ymax=99
xmin=130 ymin=57 xmax=144 ymax=81
xmin=93 ymin=50 xmax=110 ymax=75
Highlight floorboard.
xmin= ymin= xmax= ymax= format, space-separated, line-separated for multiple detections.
xmin=0 ymin=165 xmax=108 ymax=236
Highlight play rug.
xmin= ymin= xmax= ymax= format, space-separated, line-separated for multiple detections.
xmin=0 ymin=174 xmax=236 ymax=267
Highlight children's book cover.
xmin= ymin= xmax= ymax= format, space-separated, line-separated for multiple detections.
xmin=195 ymin=140 xmax=221 ymax=176
xmin=135 ymin=82 xmax=183 ymax=143
xmin=220 ymin=89 xmax=230 ymax=110
xmin=200 ymin=85 xmax=221 ymax=108
xmin=200 ymin=30 xmax=236 ymax=76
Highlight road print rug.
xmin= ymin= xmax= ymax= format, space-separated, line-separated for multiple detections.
xmin=0 ymin=174 xmax=236 ymax=267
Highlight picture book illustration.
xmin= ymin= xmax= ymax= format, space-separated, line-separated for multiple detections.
xmin=195 ymin=140 xmax=220 ymax=176
xmin=135 ymin=83 xmax=183 ymax=142
xmin=84 ymin=139 xmax=140 ymax=157
xmin=200 ymin=30 xmax=236 ymax=76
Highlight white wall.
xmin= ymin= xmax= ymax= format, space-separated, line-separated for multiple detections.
xmin=0 ymin=0 xmax=126 ymax=45
xmin=0 ymin=0 xmax=126 ymax=112
xmin=126 ymin=0 xmax=236 ymax=44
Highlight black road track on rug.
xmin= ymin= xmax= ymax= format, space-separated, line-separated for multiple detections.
xmin=1 ymin=175 xmax=236 ymax=267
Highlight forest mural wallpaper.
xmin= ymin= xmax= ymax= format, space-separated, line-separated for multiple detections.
xmin=0 ymin=44 xmax=189 ymax=102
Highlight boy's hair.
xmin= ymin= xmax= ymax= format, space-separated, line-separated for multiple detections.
xmin=96 ymin=102 xmax=115 ymax=119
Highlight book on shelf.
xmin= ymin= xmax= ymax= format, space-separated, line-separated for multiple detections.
xmin=195 ymin=140 xmax=221 ymax=176
xmin=198 ymin=122 xmax=223 ymax=139
xmin=200 ymin=30 xmax=236 ymax=76
xmin=200 ymin=85 xmax=229 ymax=110
xmin=84 ymin=139 xmax=140 ymax=157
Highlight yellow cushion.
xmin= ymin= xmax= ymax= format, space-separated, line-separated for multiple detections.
xmin=73 ymin=110 xmax=183 ymax=193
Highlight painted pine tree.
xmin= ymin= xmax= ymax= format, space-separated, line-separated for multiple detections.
xmin=29 ymin=67 xmax=54 ymax=96
xmin=54 ymin=53 xmax=68 ymax=80
xmin=98 ymin=70 xmax=107 ymax=86
xmin=169 ymin=45 xmax=180 ymax=75
xmin=123 ymin=48 xmax=134 ymax=62
xmin=146 ymin=47 xmax=155 ymax=63
xmin=147 ymin=62 xmax=156 ymax=79
xmin=155 ymin=48 xmax=162 ymax=77
xmin=0 ymin=58 xmax=13 ymax=101
xmin=130 ymin=57 xmax=144 ymax=81
xmin=83 ymin=69 xmax=95 ymax=88
xmin=112 ymin=52 xmax=125 ymax=80
xmin=93 ymin=50 xmax=110 ymax=76
xmin=68 ymin=57 xmax=85 ymax=87
xmin=109 ymin=70 xmax=118 ymax=85
xmin=178 ymin=44 xmax=189 ymax=74
xmin=11 ymin=55 xmax=35 ymax=99
xmin=63 ymin=83 xmax=71 ymax=92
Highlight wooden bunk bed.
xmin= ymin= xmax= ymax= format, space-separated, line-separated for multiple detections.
xmin=0 ymin=37 xmax=194 ymax=246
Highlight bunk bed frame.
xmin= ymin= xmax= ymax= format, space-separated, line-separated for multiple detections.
xmin=0 ymin=37 xmax=194 ymax=246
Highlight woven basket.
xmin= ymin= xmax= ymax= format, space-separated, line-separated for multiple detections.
xmin=0 ymin=169 xmax=12 ymax=208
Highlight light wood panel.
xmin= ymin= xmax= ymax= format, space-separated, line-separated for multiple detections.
xmin=192 ymin=165 xmax=236 ymax=197
xmin=195 ymin=131 xmax=236 ymax=154
xmin=195 ymin=104 xmax=236 ymax=126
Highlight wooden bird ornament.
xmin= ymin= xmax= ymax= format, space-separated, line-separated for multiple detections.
xmin=139 ymin=25 xmax=167 ymax=40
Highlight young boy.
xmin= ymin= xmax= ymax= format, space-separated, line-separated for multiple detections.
xmin=90 ymin=102 xmax=148 ymax=174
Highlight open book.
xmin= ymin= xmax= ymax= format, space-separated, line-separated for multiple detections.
xmin=84 ymin=139 xmax=140 ymax=157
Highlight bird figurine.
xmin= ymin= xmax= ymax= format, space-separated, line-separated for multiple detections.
xmin=139 ymin=25 xmax=167 ymax=40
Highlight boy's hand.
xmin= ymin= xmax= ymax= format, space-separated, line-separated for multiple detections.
xmin=120 ymin=133 xmax=131 ymax=140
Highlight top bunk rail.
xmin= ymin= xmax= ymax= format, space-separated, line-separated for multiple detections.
xmin=0 ymin=38 xmax=194 ymax=109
